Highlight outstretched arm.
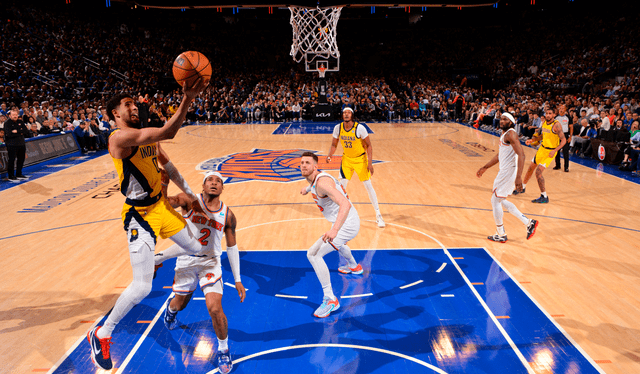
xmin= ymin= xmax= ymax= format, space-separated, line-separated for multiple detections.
xmin=109 ymin=78 xmax=208 ymax=150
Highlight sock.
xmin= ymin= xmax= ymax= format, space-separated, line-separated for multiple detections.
xmin=491 ymin=194 xmax=504 ymax=227
xmin=307 ymin=240 xmax=335 ymax=300
xmin=522 ymin=183 xmax=527 ymax=189
xmin=98 ymin=321 xmax=116 ymax=339
xmin=100 ymin=245 xmax=154 ymax=339
xmin=218 ymin=337 xmax=229 ymax=352
xmin=337 ymin=244 xmax=358 ymax=268
xmin=322 ymin=283 xmax=336 ymax=300
xmin=496 ymin=225 xmax=506 ymax=236
xmin=501 ymin=199 xmax=530 ymax=225
xmin=542 ymin=192 xmax=548 ymax=198
xmin=363 ymin=180 xmax=380 ymax=212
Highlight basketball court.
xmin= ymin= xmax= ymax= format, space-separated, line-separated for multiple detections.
xmin=2 ymin=120 xmax=639 ymax=373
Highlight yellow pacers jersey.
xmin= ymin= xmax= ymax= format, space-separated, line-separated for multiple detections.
xmin=110 ymin=131 xmax=162 ymax=206
xmin=339 ymin=122 xmax=366 ymax=159
xmin=540 ymin=119 xmax=560 ymax=149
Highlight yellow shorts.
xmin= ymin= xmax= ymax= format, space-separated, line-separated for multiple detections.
xmin=121 ymin=196 xmax=186 ymax=242
xmin=533 ymin=147 xmax=555 ymax=168
xmin=340 ymin=154 xmax=370 ymax=182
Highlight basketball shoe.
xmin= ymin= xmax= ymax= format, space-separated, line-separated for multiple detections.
xmin=487 ymin=233 xmax=508 ymax=243
xmin=338 ymin=264 xmax=363 ymax=275
xmin=314 ymin=296 xmax=340 ymax=318
xmin=87 ymin=326 xmax=113 ymax=370
xmin=526 ymin=219 xmax=539 ymax=240
xmin=512 ymin=187 xmax=525 ymax=195
xmin=531 ymin=195 xmax=549 ymax=204
xmin=217 ymin=349 xmax=233 ymax=374
xmin=376 ymin=214 xmax=386 ymax=228
xmin=164 ymin=298 xmax=178 ymax=330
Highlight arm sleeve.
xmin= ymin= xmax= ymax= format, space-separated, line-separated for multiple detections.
xmin=356 ymin=124 xmax=369 ymax=139
xmin=332 ymin=124 xmax=340 ymax=138
xmin=163 ymin=161 xmax=196 ymax=199
xmin=226 ymin=244 xmax=242 ymax=283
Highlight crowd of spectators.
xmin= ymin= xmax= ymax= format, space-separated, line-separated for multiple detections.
xmin=1 ymin=1 xmax=640 ymax=174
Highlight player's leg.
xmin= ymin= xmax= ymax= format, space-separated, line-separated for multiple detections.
xmin=522 ymin=160 xmax=537 ymax=185
xmin=488 ymin=193 xmax=508 ymax=243
xmin=88 ymin=218 xmax=155 ymax=370
xmin=164 ymin=264 xmax=197 ymax=330
xmin=202 ymin=278 xmax=233 ymax=374
xmin=339 ymin=158 xmax=354 ymax=189
xmin=307 ymin=238 xmax=340 ymax=318
xmin=333 ymin=217 xmax=363 ymax=274
xmin=155 ymin=216 xmax=204 ymax=265
xmin=307 ymin=238 xmax=336 ymax=300
xmin=514 ymin=160 xmax=536 ymax=195
xmin=501 ymin=198 xmax=539 ymax=239
xmin=531 ymin=152 xmax=551 ymax=203
xmin=355 ymin=158 xmax=385 ymax=227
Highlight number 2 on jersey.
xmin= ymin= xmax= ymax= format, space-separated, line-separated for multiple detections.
xmin=198 ymin=228 xmax=211 ymax=246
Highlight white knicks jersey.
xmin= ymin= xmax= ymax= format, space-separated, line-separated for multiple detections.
xmin=183 ymin=195 xmax=227 ymax=258
xmin=498 ymin=128 xmax=518 ymax=171
xmin=310 ymin=172 xmax=359 ymax=223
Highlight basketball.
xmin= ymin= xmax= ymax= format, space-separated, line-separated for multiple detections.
xmin=172 ymin=51 xmax=212 ymax=87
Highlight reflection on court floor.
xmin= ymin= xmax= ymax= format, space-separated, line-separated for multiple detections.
xmin=52 ymin=248 xmax=602 ymax=374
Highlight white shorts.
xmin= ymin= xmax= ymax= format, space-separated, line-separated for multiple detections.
xmin=492 ymin=167 xmax=517 ymax=198
xmin=172 ymin=255 xmax=223 ymax=296
xmin=332 ymin=215 xmax=360 ymax=247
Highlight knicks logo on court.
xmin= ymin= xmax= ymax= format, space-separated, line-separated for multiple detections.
xmin=196 ymin=149 xmax=383 ymax=184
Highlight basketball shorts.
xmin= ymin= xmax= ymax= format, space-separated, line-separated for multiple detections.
xmin=172 ymin=256 xmax=223 ymax=296
xmin=340 ymin=154 xmax=370 ymax=182
xmin=492 ymin=167 xmax=517 ymax=198
xmin=330 ymin=214 xmax=360 ymax=248
xmin=122 ymin=197 xmax=186 ymax=245
xmin=533 ymin=147 xmax=555 ymax=168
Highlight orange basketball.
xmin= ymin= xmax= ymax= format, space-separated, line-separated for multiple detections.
xmin=172 ymin=51 xmax=212 ymax=87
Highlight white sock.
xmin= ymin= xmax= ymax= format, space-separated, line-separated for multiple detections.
xmin=363 ymin=180 xmax=380 ymax=212
xmin=491 ymin=194 xmax=504 ymax=227
xmin=307 ymin=239 xmax=335 ymax=300
xmin=522 ymin=183 xmax=527 ymax=189
xmin=322 ymin=283 xmax=336 ymax=300
xmin=98 ymin=321 xmax=116 ymax=339
xmin=218 ymin=337 xmax=229 ymax=352
xmin=496 ymin=225 xmax=506 ymax=236
xmin=542 ymin=192 xmax=548 ymax=198
xmin=337 ymin=244 xmax=358 ymax=268
xmin=100 ymin=247 xmax=154 ymax=338
xmin=501 ymin=199 xmax=530 ymax=225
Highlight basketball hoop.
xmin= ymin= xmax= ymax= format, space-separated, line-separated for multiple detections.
xmin=318 ymin=64 xmax=327 ymax=78
xmin=289 ymin=6 xmax=341 ymax=74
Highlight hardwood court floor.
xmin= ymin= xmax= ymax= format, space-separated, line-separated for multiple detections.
xmin=1 ymin=121 xmax=638 ymax=373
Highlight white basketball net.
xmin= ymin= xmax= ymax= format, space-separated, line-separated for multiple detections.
xmin=289 ymin=6 xmax=342 ymax=68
